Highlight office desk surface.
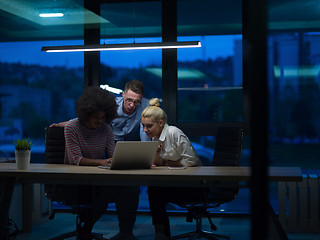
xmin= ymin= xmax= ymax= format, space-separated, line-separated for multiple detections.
xmin=0 ymin=163 xmax=302 ymax=235
xmin=0 ymin=163 xmax=302 ymax=186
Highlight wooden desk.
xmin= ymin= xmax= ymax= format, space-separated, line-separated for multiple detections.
xmin=0 ymin=163 xmax=302 ymax=239
xmin=0 ymin=163 xmax=302 ymax=185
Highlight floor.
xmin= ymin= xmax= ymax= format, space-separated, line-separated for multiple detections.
xmin=12 ymin=211 xmax=320 ymax=240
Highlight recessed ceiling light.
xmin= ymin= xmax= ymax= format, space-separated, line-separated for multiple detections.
xmin=39 ymin=13 xmax=64 ymax=18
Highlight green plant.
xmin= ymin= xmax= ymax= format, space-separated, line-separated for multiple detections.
xmin=14 ymin=138 xmax=32 ymax=150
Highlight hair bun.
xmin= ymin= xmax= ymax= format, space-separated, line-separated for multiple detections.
xmin=149 ymin=98 xmax=160 ymax=107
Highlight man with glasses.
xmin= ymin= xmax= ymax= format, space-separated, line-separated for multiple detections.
xmin=50 ymin=79 xmax=150 ymax=142
xmin=112 ymin=79 xmax=150 ymax=142
xmin=108 ymin=79 xmax=149 ymax=240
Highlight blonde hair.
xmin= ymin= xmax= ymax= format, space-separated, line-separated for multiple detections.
xmin=142 ymin=98 xmax=167 ymax=123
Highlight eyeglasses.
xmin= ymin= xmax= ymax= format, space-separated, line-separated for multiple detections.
xmin=124 ymin=98 xmax=141 ymax=106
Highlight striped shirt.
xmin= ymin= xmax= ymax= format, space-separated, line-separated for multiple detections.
xmin=64 ymin=118 xmax=115 ymax=165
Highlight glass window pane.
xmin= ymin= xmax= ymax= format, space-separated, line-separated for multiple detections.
xmin=267 ymin=0 xmax=320 ymax=170
xmin=267 ymin=0 xmax=320 ymax=215
xmin=267 ymin=32 xmax=320 ymax=171
xmin=0 ymin=40 xmax=83 ymax=161
xmin=177 ymin=0 xmax=243 ymax=123
xmin=177 ymin=35 xmax=243 ymax=122
xmin=100 ymin=37 xmax=162 ymax=100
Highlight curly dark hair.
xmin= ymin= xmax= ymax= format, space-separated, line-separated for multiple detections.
xmin=75 ymin=86 xmax=118 ymax=124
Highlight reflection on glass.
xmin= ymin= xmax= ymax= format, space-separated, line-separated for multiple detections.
xmin=268 ymin=33 xmax=320 ymax=170
xmin=177 ymin=35 xmax=243 ymax=122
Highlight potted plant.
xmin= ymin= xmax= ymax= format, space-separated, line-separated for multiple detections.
xmin=14 ymin=138 xmax=32 ymax=170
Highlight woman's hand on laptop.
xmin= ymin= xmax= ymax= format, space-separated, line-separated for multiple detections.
xmin=99 ymin=158 xmax=112 ymax=166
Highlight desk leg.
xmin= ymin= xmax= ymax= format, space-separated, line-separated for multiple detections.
xmin=22 ymin=183 xmax=32 ymax=233
xmin=268 ymin=201 xmax=289 ymax=240
xmin=0 ymin=178 xmax=15 ymax=239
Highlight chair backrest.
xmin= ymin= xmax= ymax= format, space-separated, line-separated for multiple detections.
xmin=212 ymin=127 xmax=243 ymax=167
xmin=45 ymin=127 xmax=65 ymax=164
xmin=206 ymin=127 xmax=243 ymax=201
xmin=44 ymin=127 xmax=66 ymax=201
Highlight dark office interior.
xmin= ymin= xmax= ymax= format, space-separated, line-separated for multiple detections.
xmin=1 ymin=0 xmax=320 ymax=240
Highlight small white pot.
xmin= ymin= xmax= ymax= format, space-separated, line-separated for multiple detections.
xmin=15 ymin=150 xmax=31 ymax=170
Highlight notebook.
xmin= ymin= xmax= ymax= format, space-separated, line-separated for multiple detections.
xmin=99 ymin=141 xmax=158 ymax=170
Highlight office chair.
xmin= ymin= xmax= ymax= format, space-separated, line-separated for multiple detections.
xmin=44 ymin=127 xmax=107 ymax=240
xmin=171 ymin=127 xmax=243 ymax=240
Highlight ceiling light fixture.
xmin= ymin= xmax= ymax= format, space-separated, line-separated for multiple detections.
xmin=39 ymin=13 xmax=64 ymax=18
xmin=41 ymin=41 xmax=201 ymax=53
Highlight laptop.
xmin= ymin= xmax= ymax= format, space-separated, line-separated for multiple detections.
xmin=99 ymin=141 xmax=158 ymax=170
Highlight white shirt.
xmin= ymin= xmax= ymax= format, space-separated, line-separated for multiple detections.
xmin=153 ymin=123 xmax=201 ymax=167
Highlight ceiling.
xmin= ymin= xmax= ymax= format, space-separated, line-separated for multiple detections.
xmin=0 ymin=0 xmax=319 ymax=43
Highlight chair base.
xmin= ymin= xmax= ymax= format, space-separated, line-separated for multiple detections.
xmin=171 ymin=213 xmax=230 ymax=240
xmin=49 ymin=215 xmax=107 ymax=240
xmin=49 ymin=230 xmax=107 ymax=240
xmin=171 ymin=230 xmax=230 ymax=240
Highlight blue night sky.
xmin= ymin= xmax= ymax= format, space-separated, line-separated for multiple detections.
xmin=0 ymin=35 xmax=241 ymax=68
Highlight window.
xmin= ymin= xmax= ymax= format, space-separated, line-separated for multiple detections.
xmin=267 ymin=0 xmax=320 ymax=170
xmin=267 ymin=33 xmax=320 ymax=170
xmin=0 ymin=40 xmax=83 ymax=161
xmin=267 ymin=0 xmax=320 ymax=215
xmin=100 ymin=37 xmax=162 ymax=100
xmin=177 ymin=35 xmax=243 ymax=123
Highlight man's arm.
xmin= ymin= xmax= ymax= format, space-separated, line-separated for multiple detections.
xmin=49 ymin=117 xmax=78 ymax=127
xmin=49 ymin=121 xmax=69 ymax=127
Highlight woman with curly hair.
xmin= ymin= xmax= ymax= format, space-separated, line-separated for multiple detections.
xmin=65 ymin=86 xmax=118 ymax=166
xmin=63 ymin=86 xmax=139 ymax=240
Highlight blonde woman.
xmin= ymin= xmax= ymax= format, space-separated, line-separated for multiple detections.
xmin=141 ymin=98 xmax=204 ymax=240
xmin=141 ymin=98 xmax=200 ymax=168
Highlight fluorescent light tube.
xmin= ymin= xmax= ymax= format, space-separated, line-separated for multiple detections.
xmin=41 ymin=41 xmax=201 ymax=53
xmin=39 ymin=13 xmax=64 ymax=18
